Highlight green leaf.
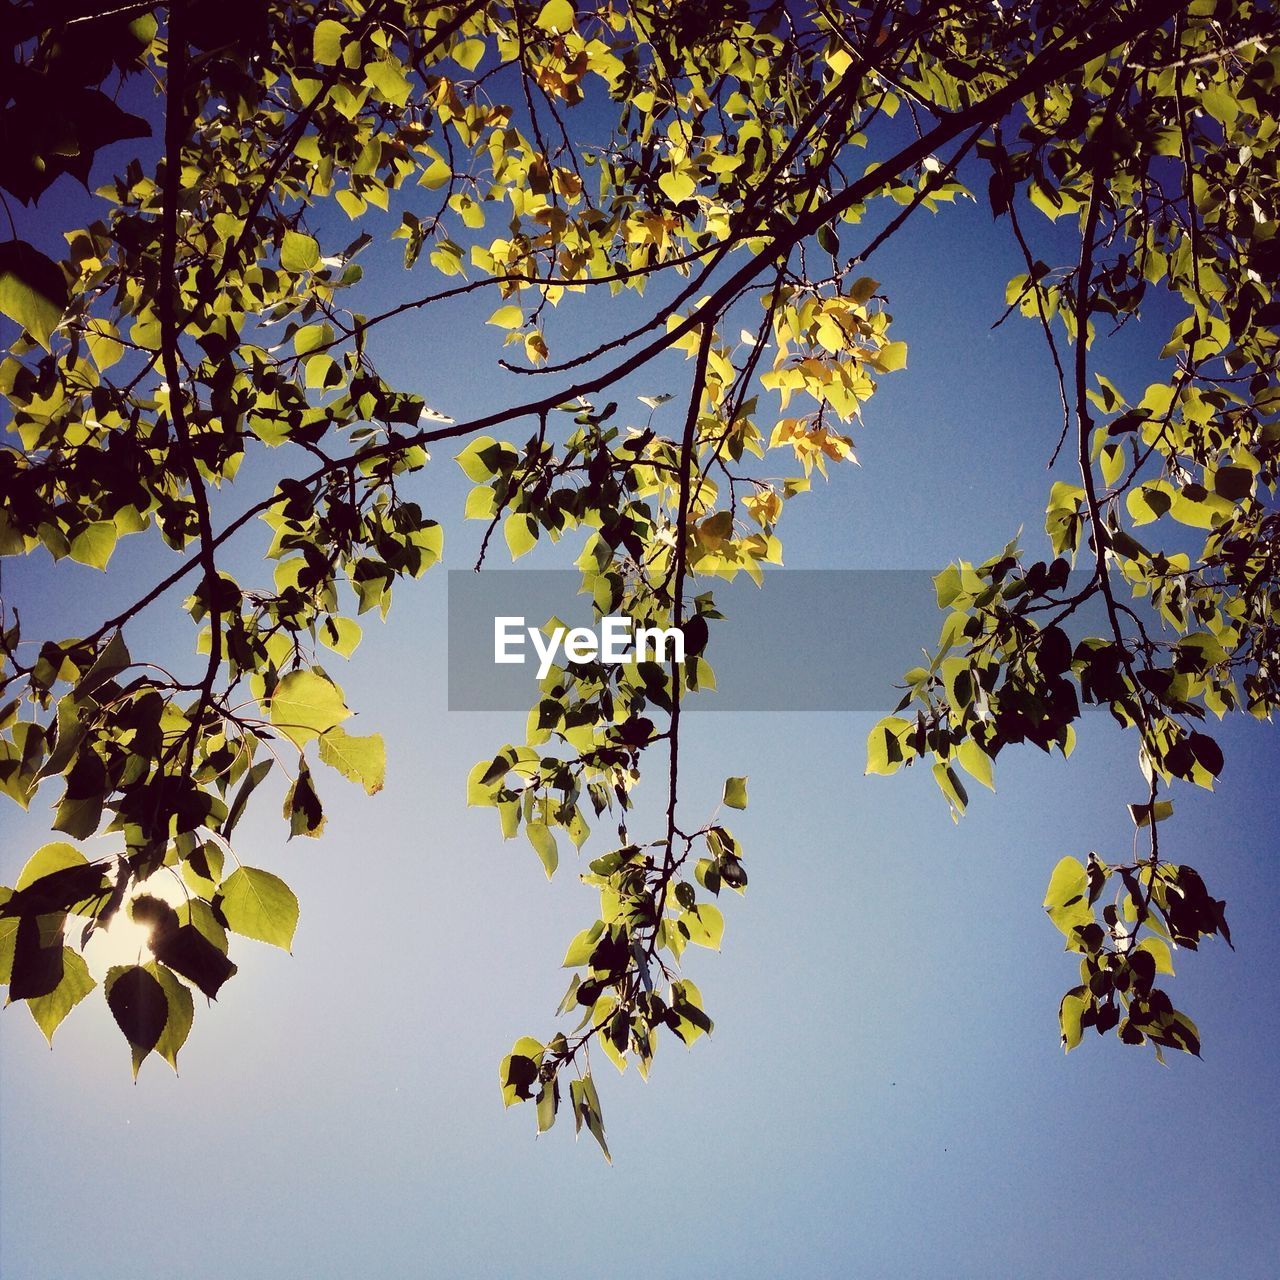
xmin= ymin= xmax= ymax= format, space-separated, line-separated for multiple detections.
xmin=504 ymin=513 xmax=538 ymax=560
xmin=75 ymin=631 xmax=131 ymax=699
xmin=313 ymin=18 xmax=347 ymax=65
xmin=282 ymin=760 xmax=326 ymax=838
xmin=318 ymin=615 xmax=362 ymax=658
xmin=536 ymin=1081 xmax=558 ymax=1133
xmin=668 ymin=979 xmax=712 ymax=1045
xmin=1213 ymin=465 xmax=1252 ymax=501
xmin=562 ymin=921 xmax=604 ymax=967
xmin=27 ymin=947 xmax=94 ymax=1044
xmin=0 ymin=240 xmax=68 ymax=351
xmin=180 ymin=841 xmax=225 ymax=898
xmin=932 ymin=761 xmax=968 ymax=816
xmin=569 ymin=1071 xmax=610 ymax=1161
xmin=722 ymin=776 xmax=748 ymax=809
xmin=281 ymin=231 xmax=321 ymax=273
xmin=222 ymin=759 xmax=272 ymax=838
xmin=146 ymin=962 xmax=195 ymax=1073
xmin=679 ymin=903 xmax=724 ymax=950
xmin=217 ymin=867 xmax=299 ymax=950
xmin=133 ymin=894 xmax=238 ymax=999
xmin=1136 ymin=936 xmax=1175 ymax=976
xmin=178 ymin=899 xmax=229 ymax=954
xmin=526 ymin=822 xmax=558 ymax=879
xmin=453 ymin=38 xmax=485 ymax=71
xmin=1043 ymin=856 xmax=1094 ymax=946
xmin=0 ymin=887 xmax=16 ymax=984
xmin=365 ymin=58 xmax=411 ymax=107
xmin=956 ymin=739 xmax=995 ymax=791
xmin=865 ymin=716 xmax=911 ymax=775
xmin=1128 ymin=799 xmax=1173 ymax=827
xmin=52 ymin=784 xmax=103 ymax=839
xmin=293 ymin=323 xmax=331 ymax=356
xmin=68 ymin=522 xmax=117 ymax=571
xmin=105 ymin=964 xmax=169 ymax=1073
xmin=317 ymin=727 xmax=386 ymax=795
xmin=10 ymin=914 xmax=65 ymax=999
xmin=267 ymin=669 xmax=350 ymax=747
xmin=1059 ymin=985 xmax=1089 ymax=1052
xmin=16 ymin=842 xmax=87 ymax=891
xmin=466 ymin=757 xmax=500 ymax=807
xmin=500 ymin=1036 xmax=543 ymax=1106
xmin=455 ymin=435 xmax=500 ymax=481
xmin=1200 ymin=84 xmax=1238 ymax=128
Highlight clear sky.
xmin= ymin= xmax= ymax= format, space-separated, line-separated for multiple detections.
xmin=2 ymin=72 xmax=1279 ymax=1280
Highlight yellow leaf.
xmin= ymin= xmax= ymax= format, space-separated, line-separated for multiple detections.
xmin=453 ymin=38 xmax=485 ymax=71
xmin=874 ymin=339 xmax=908 ymax=372
xmin=487 ymin=304 xmax=523 ymax=329
xmin=658 ymin=169 xmax=696 ymax=203
xmin=535 ymin=0 xmax=575 ymax=33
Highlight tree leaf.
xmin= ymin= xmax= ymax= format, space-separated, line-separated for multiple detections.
xmin=280 ymin=230 xmax=320 ymax=273
xmin=16 ymin=842 xmax=87 ymax=891
xmin=365 ymin=58 xmax=411 ymax=107
xmin=1059 ymin=985 xmax=1089 ymax=1052
xmin=874 ymin=339 xmax=908 ymax=372
xmin=317 ymin=727 xmax=386 ymax=795
xmin=1136 ymin=936 xmax=1175 ymax=976
xmin=526 ymin=822 xmax=558 ymax=879
xmin=561 ymin=921 xmax=604 ymax=967
xmin=105 ymin=964 xmax=169 ymax=1071
xmin=535 ymin=0 xmax=575 ymax=33
xmin=1043 ymin=856 xmax=1094 ymax=945
xmin=1127 ymin=799 xmax=1173 ymax=828
xmin=283 ymin=760 xmax=326 ymax=837
xmin=504 ymin=513 xmax=538 ymax=560
xmin=658 ymin=169 xmax=695 ymax=203
xmin=222 ymin=759 xmax=272 ymax=837
xmin=68 ymin=521 xmax=117 ymax=570
xmin=145 ymin=962 xmax=195 ymax=1073
xmin=0 ymin=887 xmax=17 ymax=984
xmin=216 ymin=867 xmax=299 ymax=950
xmin=319 ymin=615 xmax=362 ymax=658
xmin=27 ymin=947 xmax=94 ymax=1044
xmin=486 ymin=304 xmax=523 ymax=329
xmin=722 ymin=776 xmax=748 ymax=809
xmin=0 ymin=240 xmax=68 ymax=351
xmin=500 ymin=1036 xmax=543 ymax=1106
xmin=679 ymin=903 xmax=724 ymax=950
xmin=267 ymin=669 xmax=350 ymax=747
xmin=142 ymin=898 xmax=238 ymax=999
xmin=9 ymin=913 xmax=64 ymax=999
xmin=312 ymin=17 xmax=348 ymax=65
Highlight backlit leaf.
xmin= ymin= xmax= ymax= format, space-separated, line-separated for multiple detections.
xmin=317 ymin=727 xmax=386 ymax=795
xmin=267 ymin=670 xmax=350 ymax=747
xmin=0 ymin=240 xmax=67 ymax=351
xmin=217 ymin=867 xmax=299 ymax=951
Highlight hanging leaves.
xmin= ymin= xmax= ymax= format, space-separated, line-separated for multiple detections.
xmin=0 ymin=0 xmax=1271 ymax=1150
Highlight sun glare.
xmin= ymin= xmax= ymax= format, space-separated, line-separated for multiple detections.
xmin=78 ymin=872 xmax=190 ymax=981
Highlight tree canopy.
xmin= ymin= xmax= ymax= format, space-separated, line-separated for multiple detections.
xmin=1 ymin=0 xmax=1276 ymax=1156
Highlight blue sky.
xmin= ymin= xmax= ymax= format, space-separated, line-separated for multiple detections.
xmin=3 ymin=79 xmax=1279 ymax=1280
